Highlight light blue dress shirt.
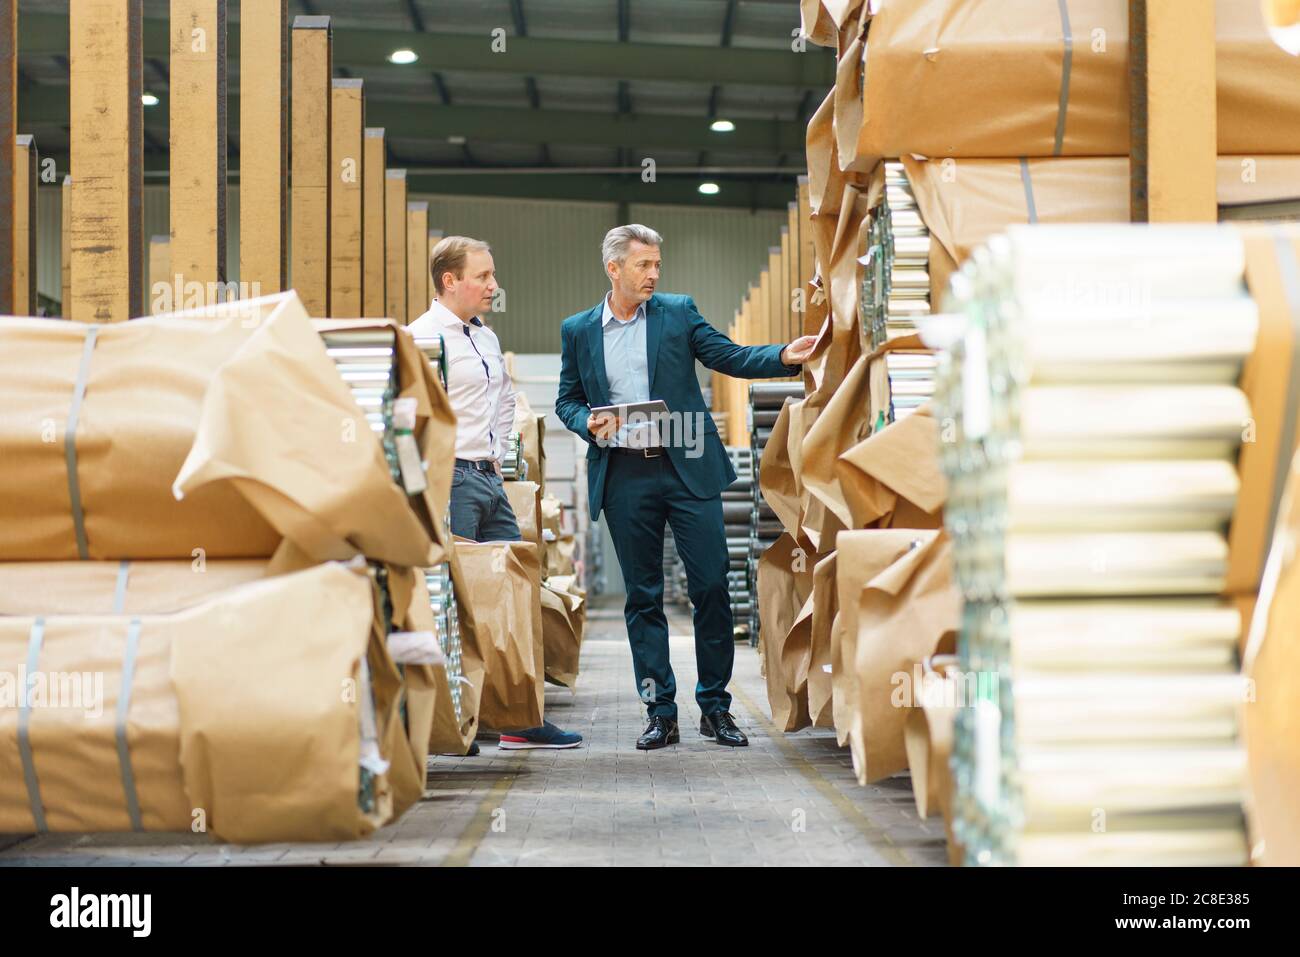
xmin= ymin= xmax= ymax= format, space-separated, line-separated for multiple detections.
xmin=601 ymin=294 xmax=657 ymax=448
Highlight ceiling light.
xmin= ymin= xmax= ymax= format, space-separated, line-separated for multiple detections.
xmin=698 ymin=182 xmax=720 ymax=195
xmin=447 ymin=135 xmax=467 ymax=146
xmin=710 ymin=119 xmax=735 ymax=133
xmin=141 ymin=93 xmax=159 ymax=106
xmin=388 ymin=49 xmax=418 ymax=65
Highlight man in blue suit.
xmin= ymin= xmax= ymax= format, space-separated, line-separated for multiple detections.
xmin=556 ymin=225 xmax=818 ymax=750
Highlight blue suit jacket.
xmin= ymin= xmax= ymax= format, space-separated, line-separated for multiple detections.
xmin=556 ymin=292 xmax=800 ymax=521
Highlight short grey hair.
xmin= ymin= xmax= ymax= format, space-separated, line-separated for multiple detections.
xmin=601 ymin=224 xmax=663 ymax=269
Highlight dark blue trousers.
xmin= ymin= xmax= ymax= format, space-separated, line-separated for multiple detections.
xmin=602 ymin=451 xmax=733 ymax=720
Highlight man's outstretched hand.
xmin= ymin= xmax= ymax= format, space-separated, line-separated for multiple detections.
xmin=780 ymin=335 xmax=819 ymax=365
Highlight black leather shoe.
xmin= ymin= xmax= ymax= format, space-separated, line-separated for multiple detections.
xmin=700 ymin=710 xmax=748 ymax=747
xmin=636 ymin=715 xmax=680 ymax=750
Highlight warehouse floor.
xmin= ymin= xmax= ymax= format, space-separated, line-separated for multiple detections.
xmin=0 ymin=597 xmax=947 ymax=867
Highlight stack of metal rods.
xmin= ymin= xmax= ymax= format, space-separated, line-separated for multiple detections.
xmin=500 ymin=432 xmax=524 ymax=480
xmin=725 ymin=447 xmax=755 ymax=635
xmin=425 ymin=562 xmax=463 ymax=723
xmin=859 ymin=163 xmax=938 ymax=426
xmin=935 ymin=225 xmax=1256 ymax=867
xmin=748 ymin=382 xmax=804 ymax=645
xmin=412 ymin=333 xmax=465 ymax=704
xmin=321 ymin=328 xmax=405 ymax=485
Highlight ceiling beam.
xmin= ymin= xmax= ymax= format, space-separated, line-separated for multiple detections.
xmin=20 ymin=83 xmax=803 ymax=152
xmin=18 ymin=11 xmax=833 ymax=89
xmin=42 ymin=152 xmax=793 ymax=208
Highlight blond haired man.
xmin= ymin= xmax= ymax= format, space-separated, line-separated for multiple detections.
xmin=410 ymin=236 xmax=582 ymax=751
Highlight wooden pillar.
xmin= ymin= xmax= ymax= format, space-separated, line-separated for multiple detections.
xmin=61 ymin=176 xmax=72 ymax=317
xmin=12 ymin=135 xmax=36 ymax=314
xmin=239 ymin=0 xmax=287 ymax=296
xmin=361 ymin=127 xmax=386 ymax=317
xmin=785 ymin=202 xmax=799 ymax=343
xmin=169 ymin=0 xmax=226 ymax=301
xmin=70 ymin=0 xmax=144 ymax=323
xmin=290 ymin=15 xmax=331 ymax=316
xmin=405 ymin=199 xmax=429 ymax=324
xmin=1129 ymin=0 xmax=1217 ymax=222
xmin=329 ymin=78 xmax=364 ymax=316
xmin=1 ymin=0 xmax=15 ymax=314
xmin=778 ymin=228 xmax=791 ymax=346
xmin=797 ymin=176 xmax=816 ymax=336
xmin=148 ymin=236 xmax=171 ymax=315
xmin=384 ymin=168 xmax=407 ymax=321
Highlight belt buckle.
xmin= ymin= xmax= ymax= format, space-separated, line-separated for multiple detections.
xmin=643 ymin=447 xmax=661 ymax=459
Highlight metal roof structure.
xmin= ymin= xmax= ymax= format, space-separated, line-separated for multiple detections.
xmin=16 ymin=0 xmax=833 ymax=208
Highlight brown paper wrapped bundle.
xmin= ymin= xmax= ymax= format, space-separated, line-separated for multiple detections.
xmin=837 ymin=403 xmax=947 ymax=531
xmin=903 ymin=156 xmax=1300 ymax=300
xmin=847 ymin=0 xmax=1300 ymax=165
xmin=902 ymin=655 xmax=959 ymax=821
xmin=807 ymin=552 xmax=838 ymax=728
xmin=547 ymin=537 xmax=577 ymax=578
xmin=758 ymin=400 xmax=802 ymax=539
xmin=1228 ymin=227 xmax=1300 ymax=614
xmin=0 ymin=562 xmax=416 ymax=842
xmin=0 ymin=556 xmax=436 ymax=816
xmin=453 ymin=540 xmax=545 ymax=732
xmin=540 ymin=577 xmax=586 ymax=689
xmin=511 ymin=390 xmax=547 ymax=493
xmin=0 ymin=300 xmax=283 ymax=560
xmin=175 ymin=296 xmax=452 ymax=568
xmin=504 ymin=480 xmax=543 ymax=552
xmin=757 ymin=534 xmax=816 ymax=731
xmin=801 ymin=352 xmax=875 ymax=532
xmin=842 ymin=529 xmax=960 ymax=785
xmin=1244 ymin=449 xmax=1300 ymax=865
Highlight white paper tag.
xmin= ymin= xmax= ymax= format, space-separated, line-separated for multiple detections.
xmin=387 ymin=630 xmax=446 ymax=666
xmin=963 ymin=322 xmax=991 ymax=441
xmin=974 ymin=698 xmax=1001 ymax=809
xmin=392 ymin=396 xmax=418 ymax=431
xmin=395 ymin=433 xmax=428 ymax=495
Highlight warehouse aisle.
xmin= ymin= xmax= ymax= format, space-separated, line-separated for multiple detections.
xmin=0 ymin=599 xmax=946 ymax=867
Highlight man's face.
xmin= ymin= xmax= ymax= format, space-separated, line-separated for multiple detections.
xmin=444 ymin=250 xmax=498 ymax=316
xmin=608 ymin=241 xmax=661 ymax=303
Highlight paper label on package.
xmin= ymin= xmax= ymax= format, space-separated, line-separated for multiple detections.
xmin=396 ymin=433 xmax=428 ymax=495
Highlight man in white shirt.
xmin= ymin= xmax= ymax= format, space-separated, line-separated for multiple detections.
xmin=410 ymin=236 xmax=582 ymax=751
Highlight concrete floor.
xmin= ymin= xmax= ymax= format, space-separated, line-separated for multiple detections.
xmin=0 ymin=597 xmax=948 ymax=867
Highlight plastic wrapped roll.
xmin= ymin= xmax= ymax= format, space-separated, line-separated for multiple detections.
xmin=1004 ymin=531 xmax=1228 ymax=597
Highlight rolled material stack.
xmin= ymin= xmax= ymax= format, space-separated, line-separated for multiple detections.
xmin=500 ymin=432 xmax=524 ymax=481
xmin=725 ymin=447 xmax=755 ymax=636
xmin=935 ymin=225 xmax=1259 ymax=867
xmin=0 ymin=292 xmax=461 ymax=840
xmin=863 ymin=162 xmax=933 ymax=352
xmin=749 ymin=383 xmax=804 ymax=641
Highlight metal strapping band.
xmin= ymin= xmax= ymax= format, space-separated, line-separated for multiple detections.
xmin=115 ymin=617 xmax=145 ymax=832
xmin=1266 ymin=232 xmax=1300 ymax=568
xmin=65 ymin=326 xmax=100 ymax=560
xmin=1019 ymin=158 xmax=1039 ymax=223
xmin=1054 ymin=0 xmax=1074 ymax=156
xmin=112 ymin=560 xmax=131 ymax=615
xmin=18 ymin=617 xmax=48 ymax=833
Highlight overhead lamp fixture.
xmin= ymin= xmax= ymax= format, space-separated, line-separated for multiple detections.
xmin=698 ymin=182 xmax=721 ymax=195
xmin=141 ymin=93 xmax=160 ymax=106
xmin=388 ymin=49 xmax=418 ymax=65
xmin=710 ymin=119 xmax=735 ymax=133
xmin=447 ymin=135 xmax=467 ymax=146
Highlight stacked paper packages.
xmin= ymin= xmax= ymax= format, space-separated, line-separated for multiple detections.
xmin=934 ymin=224 xmax=1300 ymax=866
xmin=0 ymin=291 xmax=471 ymax=840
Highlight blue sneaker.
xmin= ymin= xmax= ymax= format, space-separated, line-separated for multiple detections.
xmin=498 ymin=720 xmax=582 ymax=750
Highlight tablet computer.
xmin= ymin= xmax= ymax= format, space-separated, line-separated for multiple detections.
xmin=589 ymin=400 xmax=670 ymax=420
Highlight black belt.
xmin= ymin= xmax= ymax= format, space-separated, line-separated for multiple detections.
xmin=610 ymin=446 xmax=663 ymax=459
xmin=455 ymin=458 xmax=496 ymax=473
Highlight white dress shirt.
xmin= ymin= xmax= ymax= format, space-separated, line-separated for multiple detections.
xmin=408 ymin=298 xmax=517 ymax=462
